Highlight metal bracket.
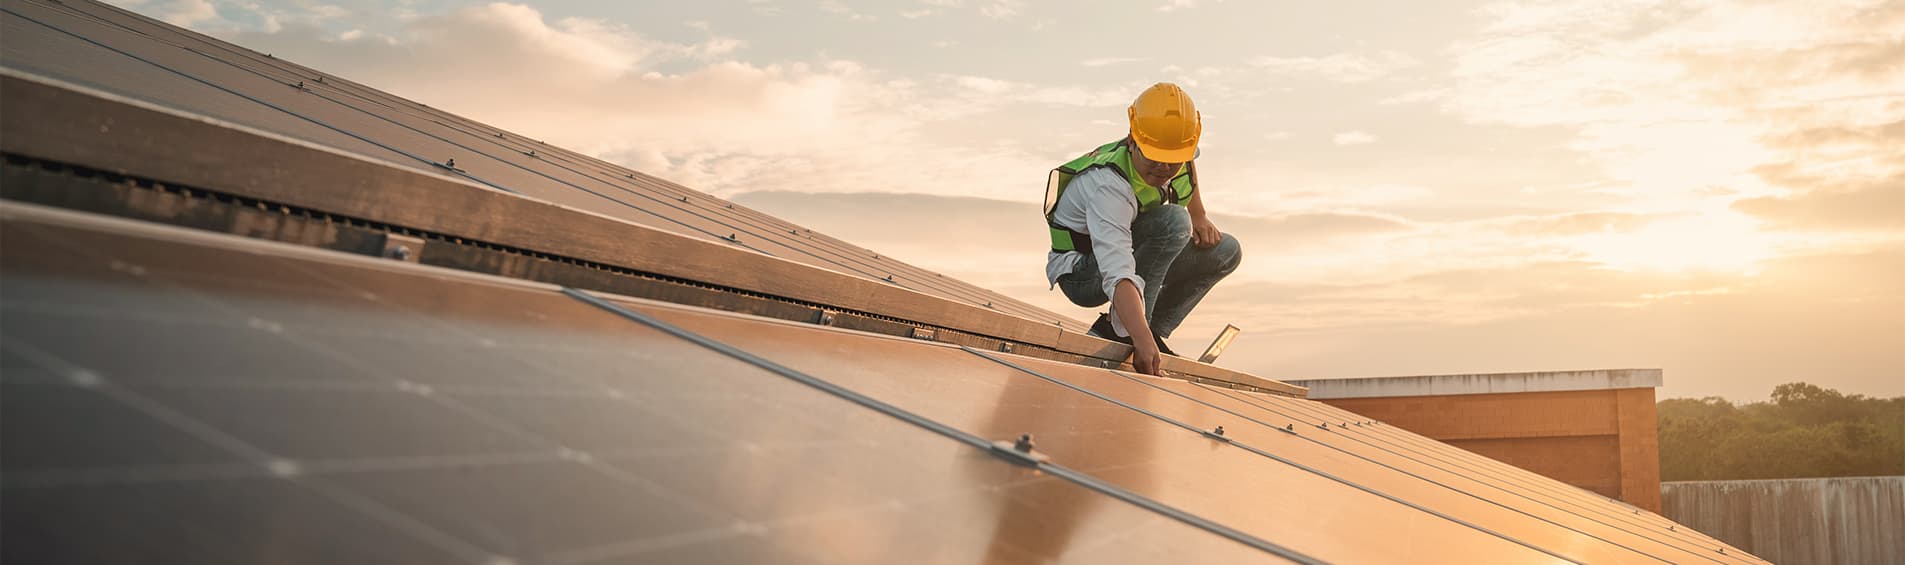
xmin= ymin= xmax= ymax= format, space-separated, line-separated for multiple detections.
xmin=813 ymin=311 xmax=837 ymax=326
xmin=379 ymin=233 xmax=424 ymax=263
xmin=1201 ymin=426 xmax=1232 ymax=442
xmin=997 ymin=342 xmax=1015 ymax=354
xmin=988 ymin=434 xmax=1049 ymax=467
xmin=909 ymin=327 xmax=937 ymax=341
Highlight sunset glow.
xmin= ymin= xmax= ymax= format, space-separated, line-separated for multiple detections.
xmin=114 ymin=0 xmax=1905 ymax=400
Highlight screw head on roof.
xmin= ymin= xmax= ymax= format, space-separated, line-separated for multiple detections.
xmin=1211 ymin=426 xmax=1225 ymax=436
xmin=315 ymin=76 xmax=324 ymax=83
xmin=1669 ymin=526 xmax=1676 ymax=531
xmin=496 ymin=132 xmax=505 ymax=138
xmin=726 ymin=233 xmax=738 ymax=241
xmin=679 ymin=196 xmax=689 ymax=202
xmin=387 ymin=245 xmax=412 ymax=261
xmin=1316 ymin=423 xmax=1328 ymax=429
xmin=1013 ymin=434 xmax=1035 ymax=452
xmin=883 ymin=274 xmax=894 ymax=282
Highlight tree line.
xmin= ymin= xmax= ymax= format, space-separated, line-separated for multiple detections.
xmin=1657 ymin=382 xmax=1904 ymax=481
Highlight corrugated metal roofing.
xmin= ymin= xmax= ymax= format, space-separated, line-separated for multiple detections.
xmin=0 ymin=0 xmax=1766 ymax=562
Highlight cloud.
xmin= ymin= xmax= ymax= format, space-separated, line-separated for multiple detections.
xmin=1733 ymin=179 xmax=1905 ymax=232
xmin=136 ymin=0 xmax=218 ymax=28
xmin=819 ymin=0 xmax=877 ymax=22
xmin=1157 ymin=0 xmax=1197 ymax=12
xmin=214 ymin=3 xmax=1132 ymax=203
xmin=1440 ymin=0 xmax=1904 ymax=207
xmin=977 ymin=0 xmax=1022 ymax=20
xmin=1080 ymin=57 xmax=1149 ymax=68
xmin=1503 ymin=212 xmax=1662 ymax=237
xmin=1248 ymin=51 xmax=1419 ymax=83
xmin=1332 ymin=131 xmax=1377 ymax=146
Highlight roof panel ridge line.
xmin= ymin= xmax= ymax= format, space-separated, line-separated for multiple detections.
xmin=956 ymin=347 xmax=1589 ymax=565
xmin=74 ymin=5 xmax=1030 ymax=313
xmin=0 ymin=73 xmax=1070 ymax=349
xmin=1095 ymin=370 xmax=1710 ymax=565
xmin=0 ymin=6 xmax=529 ymax=198
xmin=555 ymin=288 xmax=1321 ymax=565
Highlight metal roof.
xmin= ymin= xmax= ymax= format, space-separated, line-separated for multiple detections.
xmin=0 ymin=0 xmax=1764 ymax=562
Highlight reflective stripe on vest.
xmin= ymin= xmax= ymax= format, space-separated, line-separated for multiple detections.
xmin=1043 ymin=139 xmax=1197 ymax=254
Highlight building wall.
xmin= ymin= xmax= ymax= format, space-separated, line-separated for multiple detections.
xmin=1661 ymin=476 xmax=1905 ymax=565
xmin=1317 ymin=387 xmax=1662 ymax=511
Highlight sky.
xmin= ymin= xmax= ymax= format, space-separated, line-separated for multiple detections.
xmin=115 ymin=0 xmax=1903 ymax=401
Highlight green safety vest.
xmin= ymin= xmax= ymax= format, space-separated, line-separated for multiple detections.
xmin=1044 ymin=139 xmax=1197 ymax=254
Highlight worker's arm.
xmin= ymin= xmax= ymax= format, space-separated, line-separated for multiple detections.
xmin=1187 ymin=174 xmax=1220 ymax=249
xmin=1113 ymin=279 xmax=1161 ymax=374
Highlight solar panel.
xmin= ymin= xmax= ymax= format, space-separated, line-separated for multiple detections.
xmin=1152 ymin=380 xmax=1758 ymax=560
xmin=0 ymin=206 xmax=1289 ymax=564
xmin=0 ymin=0 xmax=1768 ymax=560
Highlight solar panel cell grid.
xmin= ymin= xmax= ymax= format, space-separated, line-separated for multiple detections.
xmin=625 ymin=298 xmax=1569 ymax=564
xmin=0 ymin=207 xmax=1285 ymax=564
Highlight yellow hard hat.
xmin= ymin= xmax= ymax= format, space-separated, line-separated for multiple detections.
xmin=1127 ymin=82 xmax=1201 ymax=163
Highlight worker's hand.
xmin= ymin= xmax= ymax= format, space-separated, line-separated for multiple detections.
xmin=1131 ymin=338 xmax=1162 ymax=375
xmin=1190 ymin=214 xmax=1221 ymax=249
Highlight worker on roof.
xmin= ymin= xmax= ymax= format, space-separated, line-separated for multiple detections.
xmin=1044 ymin=83 xmax=1241 ymax=375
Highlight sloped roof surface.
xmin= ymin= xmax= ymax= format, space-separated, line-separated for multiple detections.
xmin=0 ymin=0 xmax=1764 ymax=562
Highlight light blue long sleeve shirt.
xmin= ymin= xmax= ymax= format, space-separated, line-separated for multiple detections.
xmin=1044 ymin=167 xmax=1145 ymax=337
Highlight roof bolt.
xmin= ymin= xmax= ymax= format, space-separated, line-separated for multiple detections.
xmin=726 ymin=233 xmax=738 ymax=241
xmin=790 ymin=229 xmax=800 ymax=235
xmin=626 ymin=173 xmax=635 ymax=178
xmin=387 ymin=245 xmax=412 ymax=261
xmin=725 ymin=203 xmax=734 ymax=209
xmin=1669 ymin=526 xmax=1676 ymax=531
xmin=1316 ymin=423 xmax=1328 ymax=430
xmin=1211 ymin=426 xmax=1225 ymax=437
xmin=526 ymin=150 xmax=537 ymax=157
xmin=984 ymin=301 xmax=993 ymax=308
xmin=495 ymin=132 xmax=505 ymax=138
xmin=883 ymin=274 xmax=895 ymax=282
xmin=1718 ymin=548 xmax=1726 ymax=554
xmin=679 ymin=196 xmax=689 ymax=202
xmin=998 ymin=343 xmax=1014 ymax=353
xmin=1284 ymin=424 xmax=1295 ymax=432
xmin=314 ymin=76 xmax=324 ymax=83
xmin=1012 ymin=434 xmax=1035 ymax=452
xmin=816 ymin=311 xmax=836 ymax=326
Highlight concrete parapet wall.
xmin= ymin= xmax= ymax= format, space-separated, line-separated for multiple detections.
xmin=1661 ymin=476 xmax=1905 ymax=565
xmin=1288 ymin=369 xmax=1663 ymax=399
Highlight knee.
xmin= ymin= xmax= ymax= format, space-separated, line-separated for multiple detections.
xmin=1216 ymin=234 xmax=1242 ymax=274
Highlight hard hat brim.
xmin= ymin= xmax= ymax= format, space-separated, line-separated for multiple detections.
xmin=1133 ymin=139 xmax=1196 ymax=164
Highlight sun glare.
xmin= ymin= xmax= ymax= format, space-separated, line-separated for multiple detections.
xmin=1574 ymin=212 xmax=1776 ymax=274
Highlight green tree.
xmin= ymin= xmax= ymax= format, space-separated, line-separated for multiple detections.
xmin=1657 ymin=382 xmax=1904 ymax=481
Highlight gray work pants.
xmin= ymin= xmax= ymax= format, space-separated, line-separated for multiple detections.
xmin=1055 ymin=204 xmax=1242 ymax=338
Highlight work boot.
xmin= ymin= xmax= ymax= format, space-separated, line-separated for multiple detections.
xmin=1086 ymin=313 xmax=1178 ymax=357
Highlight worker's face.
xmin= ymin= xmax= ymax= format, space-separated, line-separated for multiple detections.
xmin=1129 ymin=142 xmax=1184 ymax=188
